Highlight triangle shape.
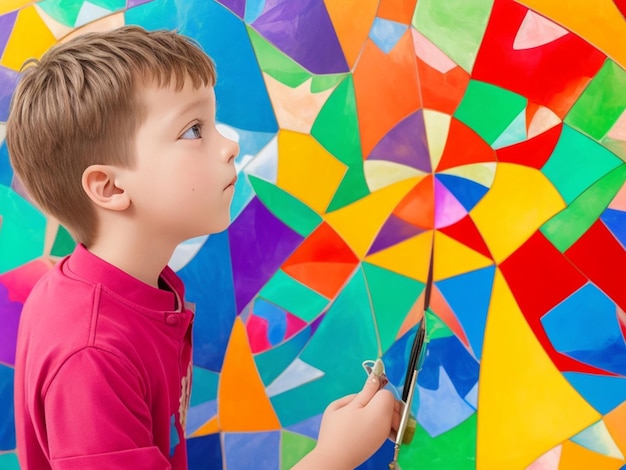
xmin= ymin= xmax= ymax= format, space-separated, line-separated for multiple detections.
xmin=513 ymin=10 xmax=568 ymax=50
xmin=75 ymin=1 xmax=112 ymax=27
xmin=368 ymin=213 xmax=425 ymax=255
xmin=218 ymin=318 xmax=281 ymax=431
xmin=571 ymin=420 xmax=624 ymax=459
xmin=434 ymin=177 xmax=468 ymax=228
xmin=492 ymin=109 xmax=527 ymax=149
xmin=477 ymin=270 xmax=601 ymax=469
xmin=438 ymin=214 xmax=492 ymax=259
xmin=368 ymin=110 xmax=431 ymax=173
xmin=266 ymin=357 xmax=324 ymax=397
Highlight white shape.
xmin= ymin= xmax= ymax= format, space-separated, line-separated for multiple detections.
xmin=525 ymin=445 xmax=562 ymax=470
xmin=75 ymin=1 xmax=112 ymax=28
xmin=363 ymin=160 xmax=426 ymax=192
xmin=266 ymin=358 xmax=325 ymax=397
xmin=411 ymin=28 xmax=457 ymax=74
xmin=169 ymin=236 xmax=208 ymax=271
xmin=242 ymin=135 xmax=278 ymax=184
xmin=513 ymin=10 xmax=568 ymax=50
xmin=423 ymin=109 xmax=451 ymax=171
xmin=571 ymin=420 xmax=624 ymax=460
xmin=492 ymin=109 xmax=527 ymax=149
xmin=528 ymin=106 xmax=561 ymax=139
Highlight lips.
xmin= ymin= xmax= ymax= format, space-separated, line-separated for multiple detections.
xmin=224 ymin=175 xmax=237 ymax=190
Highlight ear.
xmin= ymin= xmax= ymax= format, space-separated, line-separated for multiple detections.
xmin=82 ymin=164 xmax=130 ymax=211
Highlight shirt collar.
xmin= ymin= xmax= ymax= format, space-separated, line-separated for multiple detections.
xmin=63 ymin=244 xmax=183 ymax=313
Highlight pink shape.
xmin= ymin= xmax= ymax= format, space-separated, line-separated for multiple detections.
xmin=513 ymin=10 xmax=568 ymax=50
xmin=284 ymin=312 xmax=308 ymax=340
xmin=434 ymin=178 xmax=467 ymax=228
xmin=246 ymin=315 xmax=272 ymax=353
xmin=0 ymin=259 xmax=52 ymax=303
xmin=411 ymin=28 xmax=457 ymax=74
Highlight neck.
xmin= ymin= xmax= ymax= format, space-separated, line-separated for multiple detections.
xmin=86 ymin=236 xmax=176 ymax=288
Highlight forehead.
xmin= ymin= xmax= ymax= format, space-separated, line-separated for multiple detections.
xmin=136 ymin=77 xmax=216 ymax=122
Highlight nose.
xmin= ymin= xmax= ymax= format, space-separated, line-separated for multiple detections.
xmin=217 ymin=129 xmax=239 ymax=164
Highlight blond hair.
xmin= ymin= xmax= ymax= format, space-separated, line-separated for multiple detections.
xmin=6 ymin=25 xmax=217 ymax=246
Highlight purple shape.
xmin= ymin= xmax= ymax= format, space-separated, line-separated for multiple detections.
xmin=434 ymin=177 xmax=467 ymax=228
xmin=0 ymin=11 xmax=16 ymax=53
xmin=251 ymin=0 xmax=348 ymax=74
xmin=368 ymin=214 xmax=424 ymax=255
xmin=229 ymin=197 xmax=303 ymax=312
xmin=286 ymin=413 xmax=322 ymax=439
xmin=224 ymin=431 xmax=280 ymax=468
xmin=126 ymin=0 xmax=153 ymax=7
xmin=0 ymin=283 xmax=21 ymax=365
xmin=216 ymin=0 xmax=245 ymax=18
xmin=368 ymin=110 xmax=432 ymax=172
xmin=0 ymin=66 xmax=20 ymax=122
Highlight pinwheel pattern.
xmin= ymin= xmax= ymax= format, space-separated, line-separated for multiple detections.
xmin=1 ymin=1 xmax=626 ymax=469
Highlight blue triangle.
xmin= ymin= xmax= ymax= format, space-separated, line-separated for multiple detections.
xmin=601 ymin=208 xmax=626 ymax=248
xmin=369 ymin=17 xmax=408 ymax=54
xmin=436 ymin=173 xmax=489 ymax=212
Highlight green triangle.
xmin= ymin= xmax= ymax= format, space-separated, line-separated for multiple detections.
xmin=258 ymin=269 xmax=329 ymax=323
xmin=248 ymin=175 xmax=322 ymax=237
xmin=281 ymin=430 xmax=317 ymax=470
xmin=565 ymin=59 xmax=626 ymax=141
xmin=454 ymin=79 xmax=527 ymax=146
xmin=247 ymin=26 xmax=312 ymax=88
xmin=542 ymin=125 xmax=623 ymax=205
xmin=362 ymin=262 xmax=424 ymax=353
xmin=189 ymin=366 xmax=219 ymax=406
xmin=37 ymin=0 xmax=84 ymax=27
xmin=399 ymin=413 xmax=477 ymax=469
xmin=425 ymin=307 xmax=454 ymax=341
xmin=50 ymin=224 xmax=76 ymax=258
xmin=541 ymin=163 xmax=626 ymax=252
xmin=413 ymin=0 xmax=492 ymax=73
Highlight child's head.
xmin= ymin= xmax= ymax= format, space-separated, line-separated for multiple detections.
xmin=6 ymin=25 xmax=217 ymax=246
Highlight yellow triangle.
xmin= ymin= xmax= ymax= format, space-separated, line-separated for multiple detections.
xmin=477 ymin=269 xmax=601 ymax=469
xmin=276 ymin=129 xmax=347 ymax=214
xmin=218 ymin=318 xmax=281 ymax=432
xmin=470 ymin=162 xmax=565 ymax=263
xmin=0 ymin=0 xmax=31 ymax=15
xmin=433 ymin=231 xmax=493 ymax=281
xmin=1 ymin=6 xmax=57 ymax=71
xmin=364 ymin=231 xmax=433 ymax=282
xmin=324 ymin=176 xmax=422 ymax=258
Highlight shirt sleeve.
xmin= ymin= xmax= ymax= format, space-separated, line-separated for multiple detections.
xmin=42 ymin=347 xmax=171 ymax=470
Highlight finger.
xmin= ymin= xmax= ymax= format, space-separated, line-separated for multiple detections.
xmin=352 ymin=374 xmax=383 ymax=408
xmin=326 ymin=393 xmax=356 ymax=411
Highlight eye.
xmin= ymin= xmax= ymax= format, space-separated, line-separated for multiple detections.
xmin=180 ymin=123 xmax=202 ymax=140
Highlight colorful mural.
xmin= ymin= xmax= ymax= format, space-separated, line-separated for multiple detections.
xmin=1 ymin=0 xmax=626 ymax=469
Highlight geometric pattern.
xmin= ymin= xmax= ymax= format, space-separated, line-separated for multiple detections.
xmin=0 ymin=1 xmax=625 ymax=469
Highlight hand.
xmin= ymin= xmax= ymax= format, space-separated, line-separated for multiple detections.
xmin=293 ymin=374 xmax=401 ymax=470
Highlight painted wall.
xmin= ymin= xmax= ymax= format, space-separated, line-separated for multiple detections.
xmin=1 ymin=1 xmax=626 ymax=468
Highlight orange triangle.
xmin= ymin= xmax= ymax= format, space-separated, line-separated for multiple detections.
xmin=393 ymin=175 xmax=434 ymax=229
xmin=525 ymin=101 xmax=541 ymax=133
xmin=190 ymin=416 xmax=219 ymax=438
xmin=378 ymin=0 xmax=418 ymax=24
xmin=558 ymin=440 xmax=625 ymax=469
xmin=218 ymin=318 xmax=281 ymax=431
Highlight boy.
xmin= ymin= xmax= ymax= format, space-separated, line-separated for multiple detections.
xmin=7 ymin=26 xmax=397 ymax=469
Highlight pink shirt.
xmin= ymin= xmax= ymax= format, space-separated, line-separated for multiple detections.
xmin=14 ymin=244 xmax=194 ymax=469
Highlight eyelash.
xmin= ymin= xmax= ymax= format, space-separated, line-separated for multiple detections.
xmin=181 ymin=121 xmax=204 ymax=139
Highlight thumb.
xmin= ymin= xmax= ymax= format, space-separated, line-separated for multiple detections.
xmin=352 ymin=373 xmax=382 ymax=408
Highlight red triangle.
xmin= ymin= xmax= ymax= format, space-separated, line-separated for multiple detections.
xmin=283 ymin=222 xmax=359 ymax=298
xmin=436 ymin=117 xmax=496 ymax=172
xmin=496 ymin=123 xmax=562 ymax=169
xmin=439 ymin=214 xmax=492 ymax=259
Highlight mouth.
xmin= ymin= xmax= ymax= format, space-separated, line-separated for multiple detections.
xmin=224 ymin=175 xmax=237 ymax=190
